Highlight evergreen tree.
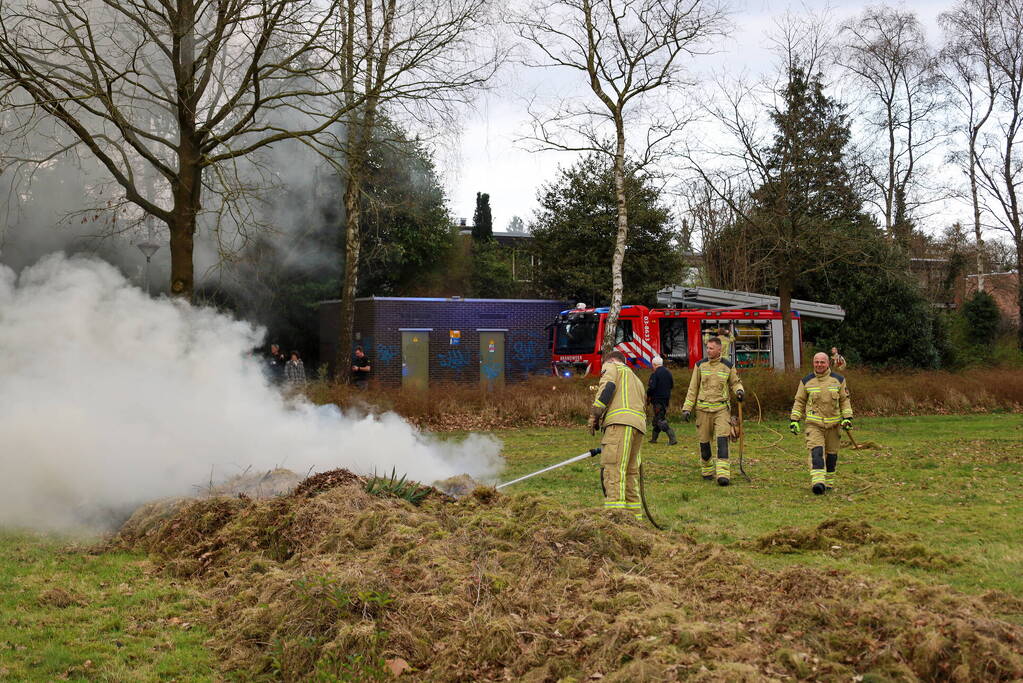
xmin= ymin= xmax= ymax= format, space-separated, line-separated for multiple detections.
xmin=357 ymin=134 xmax=455 ymax=296
xmin=529 ymin=154 xmax=684 ymax=306
xmin=507 ymin=216 xmax=526 ymax=233
xmin=472 ymin=192 xmax=493 ymax=241
xmin=962 ymin=290 xmax=1002 ymax=344
xmin=742 ymin=66 xmax=875 ymax=369
xmin=798 ymin=226 xmax=942 ymax=369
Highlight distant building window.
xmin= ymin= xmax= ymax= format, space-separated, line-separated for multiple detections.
xmin=513 ymin=250 xmax=534 ymax=282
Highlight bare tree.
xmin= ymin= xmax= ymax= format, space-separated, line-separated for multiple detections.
xmin=839 ymin=6 xmax=945 ymax=247
xmin=946 ymin=0 xmax=1023 ymax=344
xmin=686 ymin=13 xmax=876 ymax=371
xmin=941 ymin=0 xmax=1001 ymax=293
xmin=332 ymin=0 xmax=500 ymax=380
xmin=512 ymin=0 xmax=727 ymax=353
xmin=0 ymin=0 xmax=360 ymax=300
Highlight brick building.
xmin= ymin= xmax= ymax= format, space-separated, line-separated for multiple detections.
xmin=958 ymin=271 xmax=1021 ymax=326
xmin=319 ymin=297 xmax=567 ymax=387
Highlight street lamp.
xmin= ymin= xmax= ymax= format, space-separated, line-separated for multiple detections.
xmin=136 ymin=241 xmax=160 ymax=295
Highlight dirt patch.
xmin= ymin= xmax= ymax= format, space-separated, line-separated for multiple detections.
xmin=747 ymin=518 xmax=897 ymax=554
xmin=746 ymin=518 xmax=967 ymax=574
xmin=292 ymin=468 xmax=362 ymax=497
xmin=112 ymin=488 xmax=1023 ymax=681
xmin=871 ymin=542 xmax=964 ymax=570
xmin=38 ymin=587 xmax=86 ymax=608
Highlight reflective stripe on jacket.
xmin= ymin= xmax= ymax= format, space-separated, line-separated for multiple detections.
xmin=790 ymin=368 xmax=853 ymax=426
xmin=593 ymin=361 xmax=647 ymax=433
xmin=682 ymin=357 xmax=743 ymax=413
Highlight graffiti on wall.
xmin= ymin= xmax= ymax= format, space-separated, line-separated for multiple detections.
xmin=437 ymin=348 xmax=471 ymax=377
xmin=510 ymin=331 xmax=548 ymax=377
xmin=376 ymin=344 xmax=398 ymax=365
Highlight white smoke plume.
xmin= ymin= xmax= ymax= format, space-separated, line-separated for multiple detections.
xmin=0 ymin=254 xmax=504 ymax=531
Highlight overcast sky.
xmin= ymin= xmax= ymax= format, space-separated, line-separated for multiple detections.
xmin=441 ymin=0 xmax=956 ymax=232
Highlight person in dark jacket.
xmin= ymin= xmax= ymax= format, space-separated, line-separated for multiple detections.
xmin=267 ymin=343 xmax=286 ymax=384
xmin=351 ymin=346 xmax=371 ymax=389
xmin=647 ymin=356 xmax=677 ymax=445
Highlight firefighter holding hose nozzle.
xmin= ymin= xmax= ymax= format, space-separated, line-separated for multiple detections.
xmin=789 ymin=352 xmax=854 ymax=495
xmin=587 ymin=350 xmax=647 ymax=519
xmin=681 ymin=337 xmax=744 ymax=486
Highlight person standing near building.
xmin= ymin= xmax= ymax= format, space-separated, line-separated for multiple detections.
xmin=790 ymin=352 xmax=854 ymax=495
xmin=351 ymin=346 xmax=371 ymax=389
xmin=681 ymin=337 xmax=744 ymax=486
xmin=587 ymin=350 xmax=647 ymax=519
xmin=830 ymin=346 xmax=847 ymax=372
xmin=284 ymin=350 xmax=307 ymax=388
xmin=646 ymin=356 xmax=676 ymax=445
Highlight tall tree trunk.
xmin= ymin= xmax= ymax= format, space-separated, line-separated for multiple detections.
xmin=336 ymin=158 xmax=363 ymax=381
xmin=1017 ymin=239 xmax=1023 ymax=349
xmin=601 ymin=126 xmax=629 ymax=354
xmin=170 ymin=0 xmax=199 ymax=300
xmin=779 ymin=274 xmax=794 ymax=372
xmin=169 ymin=137 xmax=201 ymax=299
xmin=970 ymin=143 xmax=985 ymax=292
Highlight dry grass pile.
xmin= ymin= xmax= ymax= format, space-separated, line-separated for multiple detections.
xmin=305 ymin=368 xmax=1023 ymax=430
xmin=747 ymin=519 xmax=964 ymax=570
xmin=114 ymin=480 xmax=1023 ymax=681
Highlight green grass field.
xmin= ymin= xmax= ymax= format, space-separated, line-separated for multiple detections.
xmin=493 ymin=413 xmax=1023 ymax=598
xmin=2 ymin=413 xmax=1020 ymax=680
xmin=0 ymin=533 xmax=218 ymax=681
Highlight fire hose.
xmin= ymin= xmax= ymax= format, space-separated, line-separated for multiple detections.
xmin=737 ymin=401 xmax=751 ymax=482
xmin=496 ymin=446 xmax=664 ymax=530
xmin=495 ymin=448 xmax=602 ymax=490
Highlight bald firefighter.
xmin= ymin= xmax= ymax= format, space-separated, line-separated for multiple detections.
xmin=789 ymin=352 xmax=854 ymax=495
xmin=681 ymin=337 xmax=744 ymax=486
xmin=588 ymin=350 xmax=647 ymax=518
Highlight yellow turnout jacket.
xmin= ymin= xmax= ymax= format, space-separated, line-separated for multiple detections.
xmin=592 ymin=361 xmax=647 ymax=433
xmin=790 ymin=368 xmax=853 ymax=427
xmin=682 ymin=356 xmax=743 ymax=413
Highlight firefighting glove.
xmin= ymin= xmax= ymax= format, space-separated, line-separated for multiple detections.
xmin=587 ymin=414 xmax=598 ymax=436
xmin=735 ymin=389 xmax=744 ymax=402
xmin=841 ymin=418 xmax=853 ymax=431
xmin=682 ymin=410 xmax=691 ymax=423
xmin=789 ymin=420 xmax=801 ymax=435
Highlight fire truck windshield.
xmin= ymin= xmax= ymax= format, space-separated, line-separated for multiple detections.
xmin=554 ymin=314 xmax=598 ymax=355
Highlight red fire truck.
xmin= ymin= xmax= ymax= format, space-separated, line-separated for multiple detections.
xmin=551 ymin=288 xmax=846 ymax=376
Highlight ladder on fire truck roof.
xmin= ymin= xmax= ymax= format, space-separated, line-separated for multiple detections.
xmin=655 ymin=286 xmax=846 ymax=321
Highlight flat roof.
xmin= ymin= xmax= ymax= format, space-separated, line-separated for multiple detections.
xmin=318 ymin=296 xmax=565 ymax=305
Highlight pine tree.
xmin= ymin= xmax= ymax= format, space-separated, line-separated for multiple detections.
xmin=529 ymin=154 xmax=684 ymax=305
xmin=472 ymin=192 xmax=493 ymax=241
xmin=745 ymin=66 xmax=875 ymax=369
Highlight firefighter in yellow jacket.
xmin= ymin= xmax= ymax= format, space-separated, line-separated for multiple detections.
xmin=789 ymin=352 xmax=854 ymax=495
xmin=681 ymin=337 xmax=744 ymax=486
xmin=588 ymin=350 xmax=647 ymax=518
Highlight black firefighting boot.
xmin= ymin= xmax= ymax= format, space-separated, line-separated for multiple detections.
xmin=716 ymin=436 xmax=730 ymax=486
xmin=699 ymin=442 xmax=713 ymax=480
xmin=649 ymin=426 xmax=659 ymax=444
xmin=825 ymin=453 xmax=838 ymax=490
xmin=811 ymin=447 xmax=826 ymax=495
xmin=666 ymin=426 xmax=678 ymax=446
